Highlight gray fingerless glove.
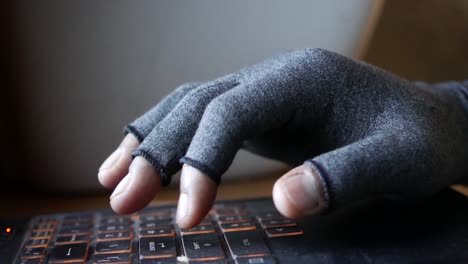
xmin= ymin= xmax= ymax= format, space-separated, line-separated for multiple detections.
xmin=125 ymin=48 xmax=468 ymax=210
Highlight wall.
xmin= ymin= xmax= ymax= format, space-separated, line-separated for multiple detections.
xmin=365 ymin=0 xmax=468 ymax=82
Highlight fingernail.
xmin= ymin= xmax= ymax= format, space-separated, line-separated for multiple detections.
xmin=176 ymin=193 xmax=189 ymax=224
xmin=281 ymin=170 xmax=325 ymax=216
xmin=110 ymin=173 xmax=132 ymax=199
xmin=100 ymin=148 xmax=123 ymax=171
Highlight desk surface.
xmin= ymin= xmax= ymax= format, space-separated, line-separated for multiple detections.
xmin=2 ymin=175 xmax=467 ymax=219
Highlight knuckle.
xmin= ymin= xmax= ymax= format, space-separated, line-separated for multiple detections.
xmin=301 ymin=48 xmax=337 ymax=67
xmin=184 ymin=86 xmax=211 ymax=104
xmin=302 ymin=47 xmax=330 ymax=58
xmin=176 ymin=84 xmax=216 ymax=108
xmin=180 ymin=76 xmax=239 ymax=108
xmin=267 ymin=48 xmax=341 ymax=80
xmin=174 ymin=82 xmax=200 ymax=93
xmin=205 ymin=94 xmax=230 ymax=115
xmin=204 ymin=93 xmax=240 ymax=124
xmin=297 ymin=48 xmax=346 ymax=80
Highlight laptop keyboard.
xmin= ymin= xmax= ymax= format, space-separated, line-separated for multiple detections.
xmin=16 ymin=201 xmax=304 ymax=264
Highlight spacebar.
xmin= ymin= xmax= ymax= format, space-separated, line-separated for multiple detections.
xmin=224 ymin=230 xmax=270 ymax=257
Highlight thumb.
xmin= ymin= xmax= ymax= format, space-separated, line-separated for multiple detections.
xmin=273 ymin=163 xmax=328 ymax=219
xmin=273 ymin=132 xmax=431 ymax=219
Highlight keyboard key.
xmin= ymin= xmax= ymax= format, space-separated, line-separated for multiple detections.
xmin=55 ymin=234 xmax=90 ymax=244
xmin=140 ymin=257 xmax=177 ymax=264
xmin=30 ymin=231 xmax=52 ymax=239
xmin=97 ymin=232 xmax=132 ymax=241
xmin=140 ymin=220 xmax=172 ymax=229
xmin=181 ymin=225 xmax=215 ymax=235
xmin=94 ymin=253 xmax=131 ymax=263
xmin=215 ymin=209 xmax=248 ymax=217
xmin=98 ymin=225 xmax=132 ymax=233
xmin=17 ymin=259 xmax=43 ymax=264
xmin=35 ymin=217 xmax=58 ymax=224
xmin=32 ymin=223 xmax=55 ymax=231
xmin=218 ymin=215 xmax=251 ymax=223
xmin=257 ymin=212 xmax=282 ymax=220
xmin=236 ymin=256 xmax=276 ymax=264
xmin=21 ymin=247 xmax=46 ymax=259
xmin=137 ymin=208 xmax=171 ymax=216
xmin=24 ymin=238 xmax=48 ymax=248
xmin=139 ymin=215 xmax=172 ymax=222
xmin=100 ymin=217 xmax=132 ymax=226
xmin=221 ymin=222 xmax=256 ymax=232
xmin=213 ymin=208 xmax=237 ymax=215
xmin=58 ymin=226 xmax=91 ymax=236
xmin=182 ymin=233 xmax=224 ymax=261
xmin=139 ymin=236 xmax=176 ymax=259
xmin=199 ymin=219 xmax=213 ymax=226
xmin=51 ymin=261 xmax=88 ymax=264
xmin=139 ymin=227 xmax=174 ymax=237
xmin=64 ymin=215 xmax=93 ymax=222
xmin=48 ymin=243 xmax=89 ymax=263
xmin=260 ymin=218 xmax=296 ymax=228
xmin=265 ymin=226 xmax=304 ymax=238
xmin=224 ymin=231 xmax=270 ymax=257
xmin=61 ymin=221 xmax=93 ymax=229
xmin=191 ymin=260 xmax=227 ymax=264
xmin=213 ymin=204 xmax=246 ymax=210
xmin=95 ymin=240 xmax=132 ymax=254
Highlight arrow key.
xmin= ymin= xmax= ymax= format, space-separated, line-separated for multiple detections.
xmin=265 ymin=226 xmax=303 ymax=238
xmin=95 ymin=240 xmax=132 ymax=254
xmin=221 ymin=222 xmax=256 ymax=232
xmin=48 ymin=243 xmax=89 ymax=263
xmin=94 ymin=253 xmax=131 ymax=263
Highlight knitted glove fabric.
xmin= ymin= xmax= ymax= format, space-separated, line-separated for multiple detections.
xmin=126 ymin=48 xmax=468 ymax=210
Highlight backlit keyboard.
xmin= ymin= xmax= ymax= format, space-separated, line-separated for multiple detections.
xmin=14 ymin=199 xmax=303 ymax=264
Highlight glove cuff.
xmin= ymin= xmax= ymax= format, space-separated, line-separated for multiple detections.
xmin=179 ymin=156 xmax=221 ymax=186
xmin=414 ymin=80 xmax=468 ymax=119
xmin=458 ymin=80 xmax=468 ymax=116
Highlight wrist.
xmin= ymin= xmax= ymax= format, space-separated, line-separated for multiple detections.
xmin=445 ymin=81 xmax=468 ymax=117
xmin=415 ymin=80 xmax=468 ymax=119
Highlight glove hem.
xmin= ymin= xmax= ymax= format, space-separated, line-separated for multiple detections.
xmin=131 ymin=149 xmax=174 ymax=186
xmin=179 ymin=156 xmax=221 ymax=186
xmin=305 ymin=159 xmax=331 ymax=212
xmin=124 ymin=125 xmax=145 ymax=143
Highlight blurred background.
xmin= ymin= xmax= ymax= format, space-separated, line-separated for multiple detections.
xmin=2 ymin=0 xmax=468 ymax=196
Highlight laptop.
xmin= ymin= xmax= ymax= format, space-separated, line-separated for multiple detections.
xmin=2 ymin=188 xmax=468 ymax=263
xmin=4 ymin=2 xmax=467 ymax=263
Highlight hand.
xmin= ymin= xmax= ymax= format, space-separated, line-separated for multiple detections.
xmin=98 ymin=48 xmax=468 ymax=228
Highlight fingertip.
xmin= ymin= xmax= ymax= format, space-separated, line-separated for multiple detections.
xmin=176 ymin=164 xmax=217 ymax=229
xmin=98 ymin=134 xmax=140 ymax=189
xmin=110 ymin=156 xmax=161 ymax=214
xmin=98 ymin=148 xmax=124 ymax=188
xmin=272 ymin=164 xmax=327 ymax=219
xmin=273 ymin=179 xmax=302 ymax=219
